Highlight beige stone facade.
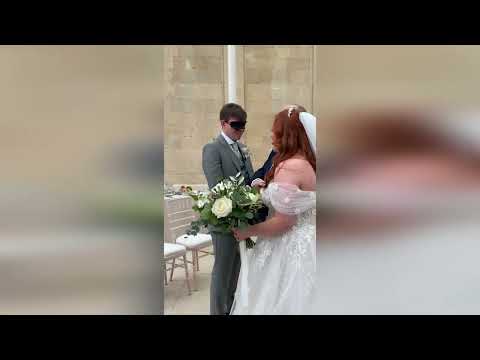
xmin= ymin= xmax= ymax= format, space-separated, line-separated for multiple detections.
xmin=163 ymin=45 xmax=480 ymax=185
xmin=164 ymin=45 xmax=315 ymax=185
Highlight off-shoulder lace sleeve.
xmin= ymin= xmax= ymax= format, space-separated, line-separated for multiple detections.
xmin=267 ymin=182 xmax=316 ymax=215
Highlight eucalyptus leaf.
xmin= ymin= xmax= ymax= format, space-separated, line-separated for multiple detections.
xmin=238 ymin=221 xmax=248 ymax=229
xmin=200 ymin=207 xmax=211 ymax=220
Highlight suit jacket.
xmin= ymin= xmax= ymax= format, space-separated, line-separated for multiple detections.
xmin=251 ymin=149 xmax=276 ymax=184
xmin=202 ymin=134 xmax=254 ymax=189
xmin=250 ymin=149 xmax=277 ymax=222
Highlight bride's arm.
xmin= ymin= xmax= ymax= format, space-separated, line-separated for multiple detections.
xmin=233 ymin=159 xmax=314 ymax=240
xmin=234 ymin=211 xmax=297 ymax=240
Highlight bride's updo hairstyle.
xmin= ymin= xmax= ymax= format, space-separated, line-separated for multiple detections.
xmin=265 ymin=106 xmax=316 ymax=186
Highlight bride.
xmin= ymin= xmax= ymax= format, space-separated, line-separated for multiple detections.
xmin=230 ymin=105 xmax=316 ymax=315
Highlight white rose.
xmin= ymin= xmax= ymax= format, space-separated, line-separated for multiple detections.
xmin=212 ymin=197 xmax=233 ymax=218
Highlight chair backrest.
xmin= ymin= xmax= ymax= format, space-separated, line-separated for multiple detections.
xmin=168 ymin=209 xmax=195 ymax=241
xmin=164 ymin=196 xmax=200 ymax=243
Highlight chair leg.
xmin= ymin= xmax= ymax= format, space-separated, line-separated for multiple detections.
xmin=169 ymin=258 xmax=176 ymax=281
xmin=164 ymin=263 xmax=168 ymax=285
xmin=191 ymin=250 xmax=197 ymax=291
xmin=183 ymin=255 xmax=191 ymax=295
xmin=196 ymin=250 xmax=200 ymax=271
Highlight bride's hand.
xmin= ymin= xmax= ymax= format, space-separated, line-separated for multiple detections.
xmin=233 ymin=228 xmax=251 ymax=242
xmin=251 ymin=178 xmax=266 ymax=189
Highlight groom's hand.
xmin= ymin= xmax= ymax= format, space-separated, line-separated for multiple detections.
xmin=251 ymin=178 xmax=266 ymax=189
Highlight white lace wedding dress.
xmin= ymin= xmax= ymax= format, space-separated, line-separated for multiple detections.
xmin=230 ymin=182 xmax=316 ymax=315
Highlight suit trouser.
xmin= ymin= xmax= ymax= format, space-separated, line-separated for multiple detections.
xmin=210 ymin=232 xmax=241 ymax=315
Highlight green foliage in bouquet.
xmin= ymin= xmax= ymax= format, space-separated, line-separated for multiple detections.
xmin=186 ymin=173 xmax=264 ymax=249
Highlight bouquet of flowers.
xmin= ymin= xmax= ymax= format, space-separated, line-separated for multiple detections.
xmin=186 ymin=173 xmax=264 ymax=248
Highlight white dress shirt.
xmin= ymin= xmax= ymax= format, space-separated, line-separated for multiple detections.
xmin=221 ymin=131 xmax=236 ymax=145
xmin=221 ymin=131 xmax=241 ymax=159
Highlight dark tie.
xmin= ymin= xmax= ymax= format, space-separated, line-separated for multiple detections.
xmin=230 ymin=142 xmax=241 ymax=159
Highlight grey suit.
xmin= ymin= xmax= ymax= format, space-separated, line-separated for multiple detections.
xmin=202 ymin=134 xmax=254 ymax=315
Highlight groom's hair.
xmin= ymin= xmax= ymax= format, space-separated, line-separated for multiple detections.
xmin=220 ymin=103 xmax=247 ymax=123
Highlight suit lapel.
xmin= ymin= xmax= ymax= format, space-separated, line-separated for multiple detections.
xmin=238 ymin=144 xmax=254 ymax=178
xmin=246 ymin=159 xmax=254 ymax=178
xmin=217 ymin=135 xmax=243 ymax=173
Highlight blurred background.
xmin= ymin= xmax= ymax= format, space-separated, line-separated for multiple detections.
xmin=312 ymin=46 xmax=480 ymax=314
xmin=0 ymin=46 xmax=163 ymax=314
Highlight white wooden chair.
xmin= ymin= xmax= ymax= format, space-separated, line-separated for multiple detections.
xmin=163 ymin=242 xmax=191 ymax=295
xmin=165 ymin=195 xmax=213 ymax=291
xmin=175 ymin=224 xmax=213 ymax=291
xmin=164 ymin=195 xmax=194 ymax=295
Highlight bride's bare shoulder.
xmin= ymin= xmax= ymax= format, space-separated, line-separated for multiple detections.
xmin=277 ymin=158 xmax=314 ymax=173
xmin=274 ymin=158 xmax=315 ymax=189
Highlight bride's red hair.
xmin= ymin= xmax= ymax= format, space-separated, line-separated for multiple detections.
xmin=265 ymin=108 xmax=316 ymax=185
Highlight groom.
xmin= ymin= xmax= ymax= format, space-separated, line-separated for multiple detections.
xmin=202 ymin=103 xmax=254 ymax=315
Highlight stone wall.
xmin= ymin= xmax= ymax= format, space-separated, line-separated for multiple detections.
xmin=164 ymin=45 xmax=314 ymax=185
xmin=165 ymin=45 xmax=480 ymax=185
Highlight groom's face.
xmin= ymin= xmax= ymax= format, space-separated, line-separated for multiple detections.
xmin=222 ymin=117 xmax=245 ymax=141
